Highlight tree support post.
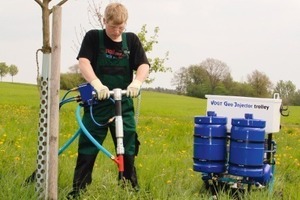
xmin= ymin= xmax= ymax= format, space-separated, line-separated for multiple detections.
xmin=48 ymin=6 xmax=62 ymax=199
xmin=36 ymin=6 xmax=62 ymax=200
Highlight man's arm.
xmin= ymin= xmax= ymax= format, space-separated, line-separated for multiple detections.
xmin=126 ymin=63 xmax=150 ymax=97
xmin=134 ymin=63 xmax=150 ymax=83
xmin=78 ymin=58 xmax=98 ymax=83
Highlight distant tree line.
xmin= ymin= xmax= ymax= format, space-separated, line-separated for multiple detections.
xmin=0 ymin=62 xmax=19 ymax=82
xmin=2 ymin=57 xmax=298 ymax=106
xmin=171 ymin=58 xmax=300 ymax=106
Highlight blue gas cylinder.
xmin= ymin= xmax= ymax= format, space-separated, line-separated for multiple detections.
xmin=228 ymin=113 xmax=266 ymax=177
xmin=253 ymin=164 xmax=273 ymax=185
xmin=193 ymin=111 xmax=227 ymax=173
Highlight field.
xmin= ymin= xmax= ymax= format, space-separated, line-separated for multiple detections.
xmin=0 ymin=82 xmax=300 ymax=199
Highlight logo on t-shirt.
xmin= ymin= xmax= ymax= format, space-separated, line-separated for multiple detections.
xmin=105 ymin=48 xmax=124 ymax=59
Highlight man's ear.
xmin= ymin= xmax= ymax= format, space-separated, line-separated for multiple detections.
xmin=103 ymin=18 xmax=107 ymax=25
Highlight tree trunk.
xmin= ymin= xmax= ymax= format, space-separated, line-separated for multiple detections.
xmin=42 ymin=2 xmax=51 ymax=53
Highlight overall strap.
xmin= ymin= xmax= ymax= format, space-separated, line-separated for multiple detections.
xmin=98 ymin=30 xmax=105 ymax=53
xmin=122 ymin=32 xmax=130 ymax=58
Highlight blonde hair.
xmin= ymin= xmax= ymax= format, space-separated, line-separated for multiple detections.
xmin=104 ymin=3 xmax=128 ymax=24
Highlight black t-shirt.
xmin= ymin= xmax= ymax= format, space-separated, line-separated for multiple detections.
xmin=77 ymin=29 xmax=149 ymax=73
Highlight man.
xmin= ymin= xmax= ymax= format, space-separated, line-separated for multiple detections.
xmin=67 ymin=2 xmax=150 ymax=199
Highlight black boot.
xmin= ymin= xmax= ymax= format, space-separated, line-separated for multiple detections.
xmin=22 ymin=170 xmax=37 ymax=186
xmin=121 ymin=155 xmax=140 ymax=191
xmin=67 ymin=153 xmax=97 ymax=199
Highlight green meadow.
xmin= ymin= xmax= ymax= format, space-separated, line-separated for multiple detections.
xmin=0 ymin=82 xmax=300 ymax=199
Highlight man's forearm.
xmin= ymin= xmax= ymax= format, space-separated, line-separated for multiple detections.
xmin=78 ymin=58 xmax=98 ymax=83
xmin=135 ymin=64 xmax=150 ymax=83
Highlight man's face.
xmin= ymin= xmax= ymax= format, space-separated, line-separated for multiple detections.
xmin=105 ymin=20 xmax=126 ymax=41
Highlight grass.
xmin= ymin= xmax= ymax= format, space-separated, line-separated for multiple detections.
xmin=0 ymin=82 xmax=300 ymax=199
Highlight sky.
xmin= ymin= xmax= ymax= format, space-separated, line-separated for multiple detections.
xmin=1 ymin=0 xmax=300 ymax=90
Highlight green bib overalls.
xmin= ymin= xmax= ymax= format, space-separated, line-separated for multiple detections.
xmin=69 ymin=30 xmax=141 ymax=197
xmin=78 ymin=30 xmax=138 ymax=156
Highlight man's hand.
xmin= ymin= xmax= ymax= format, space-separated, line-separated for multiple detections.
xmin=90 ymin=79 xmax=110 ymax=100
xmin=127 ymin=80 xmax=142 ymax=98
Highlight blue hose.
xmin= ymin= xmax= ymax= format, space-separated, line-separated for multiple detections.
xmin=59 ymin=97 xmax=77 ymax=108
xmin=89 ymin=98 xmax=115 ymax=126
xmin=58 ymin=128 xmax=81 ymax=155
xmin=75 ymin=105 xmax=114 ymax=159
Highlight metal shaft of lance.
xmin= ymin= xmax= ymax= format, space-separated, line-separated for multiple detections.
xmin=111 ymin=89 xmax=126 ymax=174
